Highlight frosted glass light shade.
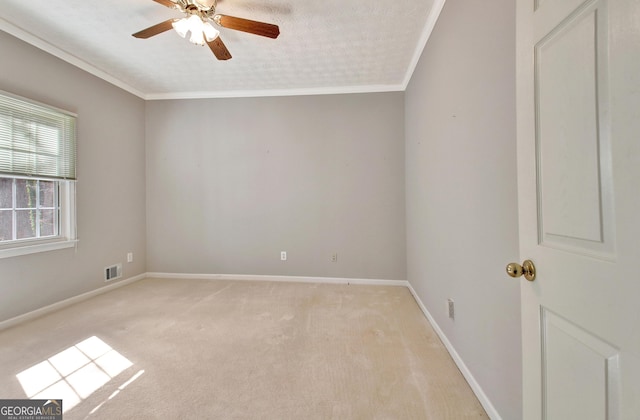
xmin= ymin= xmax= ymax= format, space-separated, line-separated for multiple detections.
xmin=202 ymin=22 xmax=220 ymax=42
xmin=189 ymin=30 xmax=205 ymax=45
xmin=172 ymin=18 xmax=190 ymax=38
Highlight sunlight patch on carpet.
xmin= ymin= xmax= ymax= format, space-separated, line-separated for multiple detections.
xmin=16 ymin=336 xmax=133 ymax=413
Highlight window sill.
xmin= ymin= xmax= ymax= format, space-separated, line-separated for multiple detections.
xmin=0 ymin=238 xmax=78 ymax=259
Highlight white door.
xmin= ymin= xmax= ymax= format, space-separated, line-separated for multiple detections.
xmin=515 ymin=0 xmax=640 ymax=418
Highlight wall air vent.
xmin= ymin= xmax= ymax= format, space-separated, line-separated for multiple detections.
xmin=105 ymin=264 xmax=122 ymax=282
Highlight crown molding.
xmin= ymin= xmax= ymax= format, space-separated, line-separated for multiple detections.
xmin=145 ymin=84 xmax=405 ymax=100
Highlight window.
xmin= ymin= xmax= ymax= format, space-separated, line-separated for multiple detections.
xmin=0 ymin=90 xmax=77 ymax=258
xmin=0 ymin=177 xmax=58 ymax=241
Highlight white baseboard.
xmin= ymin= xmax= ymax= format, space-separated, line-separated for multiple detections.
xmin=406 ymin=283 xmax=501 ymax=420
xmin=147 ymin=272 xmax=409 ymax=287
xmin=0 ymin=273 xmax=146 ymax=332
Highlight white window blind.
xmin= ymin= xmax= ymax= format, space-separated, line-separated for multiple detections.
xmin=0 ymin=91 xmax=76 ymax=180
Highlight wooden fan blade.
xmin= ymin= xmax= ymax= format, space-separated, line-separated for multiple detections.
xmin=132 ymin=19 xmax=176 ymax=39
xmin=207 ymin=37 xmax=232 ymax=60
xmin=152 ymin=0 xmax=178 ymax=9
xmin=215 ymin=15 xmax=280 ymax=39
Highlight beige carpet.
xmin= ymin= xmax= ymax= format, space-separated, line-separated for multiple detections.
xmin=0 ymin=278 xmax=488 ymax=419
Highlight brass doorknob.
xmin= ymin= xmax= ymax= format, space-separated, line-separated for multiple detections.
xmin=506 ymin=260 xmax=536 ymax=281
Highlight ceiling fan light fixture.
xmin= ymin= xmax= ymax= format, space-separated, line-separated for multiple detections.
xmin=172 ymin=15 xmax=214 ymax=46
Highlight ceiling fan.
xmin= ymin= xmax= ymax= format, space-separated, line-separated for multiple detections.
xmin=132 ymin=0 xmax=280 ymax=60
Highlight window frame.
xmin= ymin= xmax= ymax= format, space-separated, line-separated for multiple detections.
xmin=0 ymin=176 xmax=76 ymax=259
xmin=0 ymin=90 xmax=77 ymax=259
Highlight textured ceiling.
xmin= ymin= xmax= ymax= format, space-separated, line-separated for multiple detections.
xmin=0 ymin=0 xmax=443 ymax=99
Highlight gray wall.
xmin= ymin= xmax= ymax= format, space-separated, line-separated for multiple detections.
xmin=0 ymin=32 xmax=147 ymax=321
xmin=145 ymin=94 xmax=406 ymax=280
xmin=405 ymin=0 xmax=521 ymax=419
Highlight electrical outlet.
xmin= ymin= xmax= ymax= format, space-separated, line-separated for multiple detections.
xmin=448 ymin=299 xmax=455 ymax=319
xmin=280 ymin=251 xmax=287 ymax=261
xmin=127 ymin=252 xmax=133 ymax=263
xmin=331 ymin=253 xmax=338 ymax=262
